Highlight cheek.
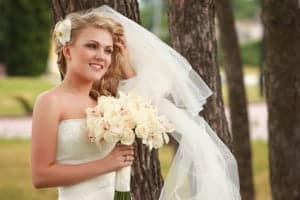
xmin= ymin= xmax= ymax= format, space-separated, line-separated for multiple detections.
xmin=104 ymin=55 xmax=112 ymax=68
xmin=106 ymin=55 xmax=112 ymax=67
xmin=77 ymin=49 xmax=94 ymax=60
xmin=69 ymin=51 xmax=91 ymax=73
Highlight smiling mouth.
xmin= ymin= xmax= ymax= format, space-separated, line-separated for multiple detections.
xmin=89 ymin=63 xmax=104 ymax=70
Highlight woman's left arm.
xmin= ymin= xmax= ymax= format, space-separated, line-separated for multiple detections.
xmin=121 ymin=62 xmax=136 ymax=79
xmin=115 ymin=35 xmax=136 ymax=79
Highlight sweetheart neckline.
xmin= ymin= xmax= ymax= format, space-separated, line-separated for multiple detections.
xmin=58 ymin=118 xmax=86 ymax=127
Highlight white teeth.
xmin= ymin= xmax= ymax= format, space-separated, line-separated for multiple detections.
xmin=89 ymin=63 xmax=103 ymax=70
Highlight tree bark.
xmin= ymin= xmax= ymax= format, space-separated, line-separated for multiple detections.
xmin=261 ymin=0 xmax=300 ymax=200
xmin=51 ymin=0 xmax=140 ymax=26
xmin=50 ymin=1 xmax=163 ymax=199
xmin=167 ymin=0 xmax=232 ymax=147
xmin=215 ymin=1 xmax=255 ymax=199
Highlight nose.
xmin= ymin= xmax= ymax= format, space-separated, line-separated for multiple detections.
xmin=95 ymin=49 xmax=105 ymax=60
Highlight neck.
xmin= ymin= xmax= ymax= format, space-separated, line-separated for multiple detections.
xmin=60 ymin=72 xmax=93 ymax=97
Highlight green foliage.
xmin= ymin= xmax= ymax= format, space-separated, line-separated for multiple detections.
xmin=232 ymin=0 xmax=261 ymax=20
xmin=218 ymin=40 xmax=262 ymax=67
xmin=140 ymin=1 xmax=153 ymax=30
xmin=0 ymin=0 xmax=10 ymax=62
xmin=0 ymin=0 xmax=51 ymax=76
xmin=241 ymin=40 xmax=261 ymax=67
xmin=140 ymin=0 xmax=170 ymax=44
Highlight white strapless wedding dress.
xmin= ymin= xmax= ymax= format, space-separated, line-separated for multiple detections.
xmin=55 ymin=118 xmax=116 ymax=200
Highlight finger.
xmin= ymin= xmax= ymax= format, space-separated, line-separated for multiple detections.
xmin=119 ymin=35 xmax=126 ymax=43
xmin=115 ymin=147 xmax=134 ymax=155
xmin=125 ymin=155 xmax=134 ymax=162
xmin=117 ymin=144 xmax=133 ymax=148
xmin=114 ymin=42 xmax=125 ymax=50
xmin=120 ymin=36 xmax=127 ymax=47
xmin=123 ymin=160 xmax=133 ymax=167
xmin=119 ymin=35 xmax=125 ymax=41
xmin=122 ymin=149 xmax=134 ymax=156
xmin=118 ymin=144 xmax=134 ymax=150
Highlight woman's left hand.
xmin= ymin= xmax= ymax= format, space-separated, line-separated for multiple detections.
xmin=115 ymin=35 xmax=136 ymax=79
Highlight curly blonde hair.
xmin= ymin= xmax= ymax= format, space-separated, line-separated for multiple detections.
xmin=53 ymin=11 xmax=124 ymax=99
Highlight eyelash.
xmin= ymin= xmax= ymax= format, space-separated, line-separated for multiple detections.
xmin=86 ymin=44 xmax=112 ymax=54
xmin=105 ymin=49 xmax=113 ymax=54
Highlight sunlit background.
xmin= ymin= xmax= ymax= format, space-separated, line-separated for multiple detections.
xmin=0 ymin=0 xmax=269 ymax=199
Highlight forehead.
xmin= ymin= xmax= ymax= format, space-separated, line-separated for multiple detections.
xmin=75 ymin=26 xmax=113 ymax=45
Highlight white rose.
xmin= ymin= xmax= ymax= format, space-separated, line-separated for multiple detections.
xmin=54 ymin=18 xmax=71 ymax=45
xmin=150 ymin=132 xmax=164 ymax=149
xmin=104 ymin=131 xmax=120 ymax=143
xmin=86 ymin=117 xmax=104 ymax=142
xmin=120 ymin=129 xmax=135 ymax=145
xmin=132 ymin=110 xmax=145 ymax=123
xmin=135 ymin=124 xmax=149 ymax=140
xmin=122 ymin=115 xmax=136 ymax=129
xmin=100 ymin=101 xmax=115 ymax=118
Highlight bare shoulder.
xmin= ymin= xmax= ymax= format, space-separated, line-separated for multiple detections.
xmin=32 ymin=88 xmax=64 ymax=132
xmin=34 ymin=89 xmax=61 ymax=116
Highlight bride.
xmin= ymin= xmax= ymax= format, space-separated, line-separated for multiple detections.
xmin=31 ymin=5 xmax=241 ymax=200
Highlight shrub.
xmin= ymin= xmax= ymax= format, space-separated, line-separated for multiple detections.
xmin=0 ymin=0 xmax=51 ymax=76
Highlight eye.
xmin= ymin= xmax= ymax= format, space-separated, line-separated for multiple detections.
xmin=86 ymin=43 xmax=97 ymax=49
xmin=105 ymin=49 xmax=113 ymax=55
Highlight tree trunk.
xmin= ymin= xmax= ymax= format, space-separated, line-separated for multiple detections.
xmin=215 ymin=1 xmax=255 ymax=199
xmin=51 ymin=0 xmax=140 ymax=25
xmin=261 ymin=1 xmax=300 ymax=200
xmin=51 ymin=1 xmax=164 ymax=199
xmin=167 ymin=0 xmax=232 ymax=147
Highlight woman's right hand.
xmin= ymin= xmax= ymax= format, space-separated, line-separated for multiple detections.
xmin=103 ymin=144 xmax=134 ymax=171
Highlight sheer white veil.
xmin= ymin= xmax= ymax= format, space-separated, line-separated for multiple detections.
xmin=94 ymin=5 xmax=241 ymax=200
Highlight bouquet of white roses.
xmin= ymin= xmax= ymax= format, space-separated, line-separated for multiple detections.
xmin=85 ymin=91 xmax=175 ymax=200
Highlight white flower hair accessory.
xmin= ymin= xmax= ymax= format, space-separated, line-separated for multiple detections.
xmin=54 ymin=18 xmax=71 ymax=45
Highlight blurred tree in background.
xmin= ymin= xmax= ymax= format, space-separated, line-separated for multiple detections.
xmin=262 ymin=0 xmax=300 ymax=199
xmin=140 ymin=0 xmax=261 ymax=68
xmin=0 ymin=0 xmax=51 ymax=76
xmin=167 ymin=0 xmax=232 ymax=147
xmin=216 ymin=0 xmax=254 ymax=199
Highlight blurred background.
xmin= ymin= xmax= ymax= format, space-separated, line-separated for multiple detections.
xmin=0 ymin=0 xmax=273 ymax=199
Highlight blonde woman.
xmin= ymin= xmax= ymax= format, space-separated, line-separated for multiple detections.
xmin=31 ymin=10 xmax=135 ymax=199
xmin=31 ymin=5 xmax=241 ymax=200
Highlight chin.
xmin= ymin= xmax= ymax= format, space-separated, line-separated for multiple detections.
xmin=84 ymin=67 xmax=109 ymax=82
xmin=89 ymin=73 xmax=105 ymax=82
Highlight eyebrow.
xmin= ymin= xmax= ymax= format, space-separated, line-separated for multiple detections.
xmin=88 ymin=40 xmax=113 ymax=48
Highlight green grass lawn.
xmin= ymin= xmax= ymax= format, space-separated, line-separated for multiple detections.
xmin=0 ymin=139 xmax=57 ymax=199
xmin=0 ymin=139 xmax=270 ymax=200
xmin=0 ymin=77 xmax=55 ymax=117
xmin=221 ymin=65 xmax=265 ymax=105
xmin=251 ymin=140 xmax=271 ymax=200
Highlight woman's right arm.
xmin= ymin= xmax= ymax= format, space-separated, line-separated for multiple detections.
xmin=31 ymin=92 xmax=134 ymax=189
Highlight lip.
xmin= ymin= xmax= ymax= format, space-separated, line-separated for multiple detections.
xmin=89 ymin=63 xmax=104 ymax=70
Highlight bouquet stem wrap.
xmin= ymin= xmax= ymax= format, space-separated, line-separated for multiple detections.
xmin=114 ymin=166 xmax=131 ymax=200
xmin=115 ymin=166 xmax=131 ymax=191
